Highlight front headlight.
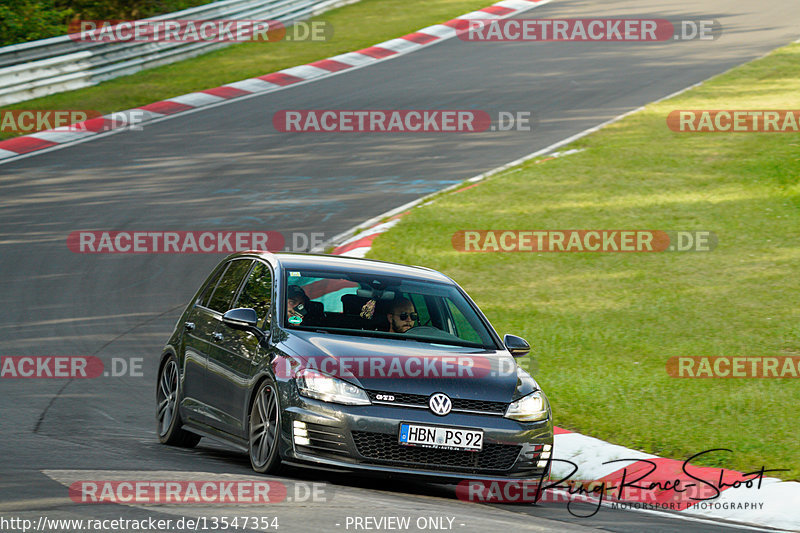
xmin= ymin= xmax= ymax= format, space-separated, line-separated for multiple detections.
xmin=296 ymin=369 xmax=371 ymax=406
xmin=504 ymin=390 xmax=550 ymax=422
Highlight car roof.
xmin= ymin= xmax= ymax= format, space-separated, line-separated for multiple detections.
xmin=241 ymin=252 xmax=453 ymax=284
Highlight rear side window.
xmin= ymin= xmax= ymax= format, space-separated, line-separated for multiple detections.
xmin=235 ymin=261 xmax=273 ymax=328
xmin=206 ymin=259 xmax=253 ymax=313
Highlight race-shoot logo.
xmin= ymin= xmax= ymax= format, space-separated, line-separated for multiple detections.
xmin=458 ymin=448 xmax=785 ymax=517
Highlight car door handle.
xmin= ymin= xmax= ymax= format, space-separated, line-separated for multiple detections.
xmin=212 ymin=332 xmax=224 ymax=341
xmin=184 ymin=322 xmax=195 ymax=331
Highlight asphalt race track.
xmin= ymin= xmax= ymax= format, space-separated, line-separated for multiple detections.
xmin=1 ymin=0 xmax=799 ymax=531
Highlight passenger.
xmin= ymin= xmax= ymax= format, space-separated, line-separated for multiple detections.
xmin=387 ymin=298 xmax=418 ymax=333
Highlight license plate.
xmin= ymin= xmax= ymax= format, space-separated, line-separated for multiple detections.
xmin=398 ymin=423 xmax=483 ymax=451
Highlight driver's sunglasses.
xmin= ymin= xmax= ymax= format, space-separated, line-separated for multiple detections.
xmin=396 ymin=312 xmax=418 ymax=321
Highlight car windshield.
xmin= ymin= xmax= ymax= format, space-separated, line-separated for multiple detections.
xmin=283 ymin=269 xmax=498 ymax=349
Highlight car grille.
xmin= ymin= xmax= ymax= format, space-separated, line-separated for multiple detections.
xmin=351 ymin=431 xmax=521 ymax=473
xmin=367 ymin=391 xmax=507 ymax=415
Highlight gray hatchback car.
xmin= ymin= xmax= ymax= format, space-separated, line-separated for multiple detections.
xmin=157 ymin=252 xmax=553 ymax=481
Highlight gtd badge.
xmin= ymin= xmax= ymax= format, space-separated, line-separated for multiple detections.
xmin=375 ymin=394 xmax=395 ymax=401
xmin=429 ymin=393 xmax=452 ymax=416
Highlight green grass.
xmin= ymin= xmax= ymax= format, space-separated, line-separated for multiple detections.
xmin=1 ymin=0 xmax=494 ymax=140
xmin=369 ymin=43 xmax=800 ymax=480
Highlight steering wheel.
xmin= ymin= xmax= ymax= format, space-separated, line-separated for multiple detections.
xmin=405 ymin=325 xmax=440 ymax=334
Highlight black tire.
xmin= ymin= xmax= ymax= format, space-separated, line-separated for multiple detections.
xmin=156 ymin=355 xmax=201 ymax=448
xmin=248 ymin=378 xmax=283 ymax=474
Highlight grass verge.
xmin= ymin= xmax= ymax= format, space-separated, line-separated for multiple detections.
xmin=1 ymin=0 xmax=497 ymax=140
xmin=368 ymin=42 xmax=800 ymax=480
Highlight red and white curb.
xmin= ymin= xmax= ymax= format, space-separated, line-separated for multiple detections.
xmin=330 ymin=214 xmax=800 ymax=532
xmin=0 ymin=0 xmax=552 ymax=164
xmin=330 ymin=216 xmax=404 ymax=258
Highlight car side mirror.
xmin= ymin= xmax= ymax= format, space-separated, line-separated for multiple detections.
xmin=504 ymin=334 xmax=530 ymax=358
xmin=222 ymin=308 xmax=259 ymax=329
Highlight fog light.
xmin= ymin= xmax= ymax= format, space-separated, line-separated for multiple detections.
xmin=537 ymin=460 xmax=549 ymax=468
xmin=543 ymin=444 xmax=552 ymax=451
xmin=293 ymin=421 xmax=309 ymax=445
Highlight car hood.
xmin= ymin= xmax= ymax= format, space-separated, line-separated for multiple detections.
xmin=279 ymin=330 xmax=536 ymax=402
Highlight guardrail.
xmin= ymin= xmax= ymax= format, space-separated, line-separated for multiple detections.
xmin=0 ymin=0 xmax=354 ymax=106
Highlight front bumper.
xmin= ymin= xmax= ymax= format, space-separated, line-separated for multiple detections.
xmin=280 ymin=395 xmax=553 ymax=482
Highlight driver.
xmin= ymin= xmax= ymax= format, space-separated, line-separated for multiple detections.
xmin=287 ymin=284 xmax=310 ymax=318
xmin=387 ymin=298 xmax=418 ymax=333
xmin=287 ymin=284 xmax=324 ymax=326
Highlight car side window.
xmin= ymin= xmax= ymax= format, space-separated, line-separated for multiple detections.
xmin=446 ymin=300 xmax=484 ymax=344
xmin=206 ymin=259 xmax=253 ymax=313
xmin=198 ymin=264 xmax=227 ymax=307
xmin=235 ymin=261 xmax=273 ymax=329
xmin=408 ymin=293 xmax=431 ymax=327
